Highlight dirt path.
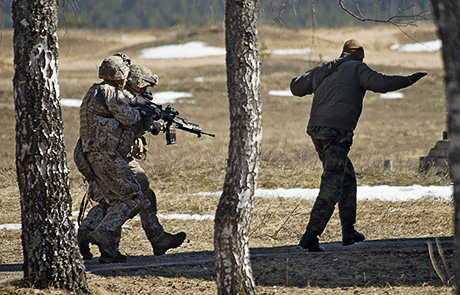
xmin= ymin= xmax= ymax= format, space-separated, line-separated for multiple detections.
xmin=1 ymin=236 xmax=453 ymax=288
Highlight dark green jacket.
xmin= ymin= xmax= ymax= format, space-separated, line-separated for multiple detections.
xmin=290 ymin=53 xmax=412 ymax=132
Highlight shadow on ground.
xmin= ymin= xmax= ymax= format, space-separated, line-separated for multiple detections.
xmin=1 ymin=237 xmax=453 ymax=288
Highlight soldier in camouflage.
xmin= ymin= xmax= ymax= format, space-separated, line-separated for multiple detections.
xmin=75 ymin=55 xmax=186 ymax=263
xmin=290 ymin=39 xmax=427 ymax=252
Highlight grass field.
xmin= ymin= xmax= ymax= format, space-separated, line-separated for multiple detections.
xmin=0 ymin=24 xmax=455 ymax=294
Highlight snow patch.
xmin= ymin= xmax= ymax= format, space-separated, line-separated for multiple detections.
xmin=2 ymin=185 xmax=452 ymax=230
xmin=61 ymin=98 xmax=82 ymax=108
xmin=380 ymin=92 xmax=404 ymax=99
xmin=265 ymin=48 xmax=312 ymax=55
xmin=140 ymin=41 xmax=313 ymax=59
xmin=61 ymin=91 xmax=194 ymax=108
xmin=193 ymin=185 xmax=453 ymax=202
xmin=391 ymin=40 xmax=441 ymax=52
xmin=140 ymin=41 xmax=226 ymax=59
xmin=0 ymin=224 xmax=22 ymax=230
xmin=268 ymin=90 xmax=294 ymax=97
xmin=151 ymin=91 xmax=193 ymax=105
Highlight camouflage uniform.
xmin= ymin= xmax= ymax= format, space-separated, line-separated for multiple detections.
xmin=76 ymin=56 xmax=185 ymax=262
xmin=79 ymin=165 xmax=162 ymax=250
xmin=306 ymin=127 xmax=357 ymax=234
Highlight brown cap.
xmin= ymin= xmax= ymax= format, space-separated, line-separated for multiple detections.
xmin=342 ymin=39 xmax=365 ymax=60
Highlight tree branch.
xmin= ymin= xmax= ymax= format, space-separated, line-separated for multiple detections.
xmin=339 ymin=0 xmax=431 ymax=26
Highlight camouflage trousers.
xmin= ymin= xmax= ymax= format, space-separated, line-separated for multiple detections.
xmin=306 ymin=127 xmax=357 ymax=235
xmin=79 ymin=151 xmax=164 ymax=251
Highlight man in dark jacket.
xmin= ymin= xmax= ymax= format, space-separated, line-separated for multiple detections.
xmin=290 ymin=39 xmax=426 ymax=252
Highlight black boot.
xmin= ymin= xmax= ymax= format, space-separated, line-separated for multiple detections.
xmin=87 ymin=229 xmax=125 ymax=263
xmin=152 ymin=232 xmax=186 ymax=256
xmin=76 ymin=230 xmax=93 ymax=260
xmin=99 ymin=251 xmax=128 ymax=264
xmin=342 ymin=226 xmax=365 ymax=246
xmin=298 ymin=229 xmax=324 ymax=252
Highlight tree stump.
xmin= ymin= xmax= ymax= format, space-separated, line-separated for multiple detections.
xmin=419 ymin=131 xmax=450 ymax=174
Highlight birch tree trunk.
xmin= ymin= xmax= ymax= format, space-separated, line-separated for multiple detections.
xmin=431 ymin=0 xmax=460 ymax=292
xmin=214 ymin=0 xmax=262 ymax=294
xmin=214 ymin=0 xmax=261 ymax=294
xmin=12 ymin=0 xmax=89 ymax=292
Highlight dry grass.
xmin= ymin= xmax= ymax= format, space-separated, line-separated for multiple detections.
xmin=0 ymin=24 xmax=454 ymax=294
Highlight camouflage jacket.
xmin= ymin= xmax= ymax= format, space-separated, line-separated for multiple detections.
xmin=80 ymin=82 xmax=141 ymax=155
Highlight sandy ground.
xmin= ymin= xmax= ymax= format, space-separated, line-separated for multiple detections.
xmin=0 ymin=24 xmax=453 ymax=294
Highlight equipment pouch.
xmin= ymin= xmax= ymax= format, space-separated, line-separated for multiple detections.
xmin=73 ymin=138 xmax=97 ymax=181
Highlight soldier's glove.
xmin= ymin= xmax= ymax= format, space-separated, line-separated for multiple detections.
xmin=132 ymin=137 xmax=148 ymax=160
xmin=136 ymin=106 xmax=162 ymax=121
xmin=141 ymin=90 xmax=154 ymax=101
xmin=408 ymin=72 xmax=427 ymax=85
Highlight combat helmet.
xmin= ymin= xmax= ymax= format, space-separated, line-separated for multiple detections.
xmin=127 ymin=64 xmax=159 ymax=88
xmin=98 ymin=55 xmax=130 ymax=81
xmin=113 ymin=52 xmax=132 ymax=65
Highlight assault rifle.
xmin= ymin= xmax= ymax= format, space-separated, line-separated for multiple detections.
xmin=132 ymin=90 xmax=215 ymax=145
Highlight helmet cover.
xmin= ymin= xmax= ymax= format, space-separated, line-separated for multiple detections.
xmin=127 ymin=64 xmax=159 ymax=88
xmin=98 ymin=55 xmax=130 ymax=81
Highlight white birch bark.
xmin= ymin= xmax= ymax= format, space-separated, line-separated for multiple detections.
xmin=214 ymin=0 xmax=261 ymax=294
xmin=12 ymin=0 xmax=89 ymax=292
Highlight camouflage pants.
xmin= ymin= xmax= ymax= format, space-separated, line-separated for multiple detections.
xmin=79 ymin=151 xmax=164 ymax=249
xmin=306 ymin=127 xmax=357 ymax=235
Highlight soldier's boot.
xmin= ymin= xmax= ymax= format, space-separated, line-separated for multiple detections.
xmin=76 ymin=230 xmax=93 ymax=260
xmin=99 ymin=251 xmax=128 ymax=264
xmin=87 ymin=229 xmax=126 ymax=263
xmin=152 ymin=232 xmax=186 ymax=256
xmin=298 ymin=229 xmax=324 ymax=252
xmin=342 ymin=226 xmax=365 ymax=246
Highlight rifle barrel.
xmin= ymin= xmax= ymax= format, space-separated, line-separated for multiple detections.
xmin=201 ymin=131 xmax=215 ymax=137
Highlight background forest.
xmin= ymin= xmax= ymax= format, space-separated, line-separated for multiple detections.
xmin=1 ymin=0 xmax=432 ymax=29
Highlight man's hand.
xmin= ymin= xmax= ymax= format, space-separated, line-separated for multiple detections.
xmin=136 ymin=106 xmax=162 ymax=120
xmin=408 ymin=72 xmax=427 ymax=84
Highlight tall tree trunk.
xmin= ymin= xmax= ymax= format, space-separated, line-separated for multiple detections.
xmin=214 ymin=0 xmax=261 ymax=294
xmin=12 ymin=0 xmax=89 ymax=292
xmin=431 ymin=0 xmax=460 ymax=292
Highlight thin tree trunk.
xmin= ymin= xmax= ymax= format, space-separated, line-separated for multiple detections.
xmin=431 ymin=0 xmax=460 ymax=292
xmin=12 ymin=0 xmax=89 ymax=292
xmin=214 ymin=0 xmax=261 ymax=294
